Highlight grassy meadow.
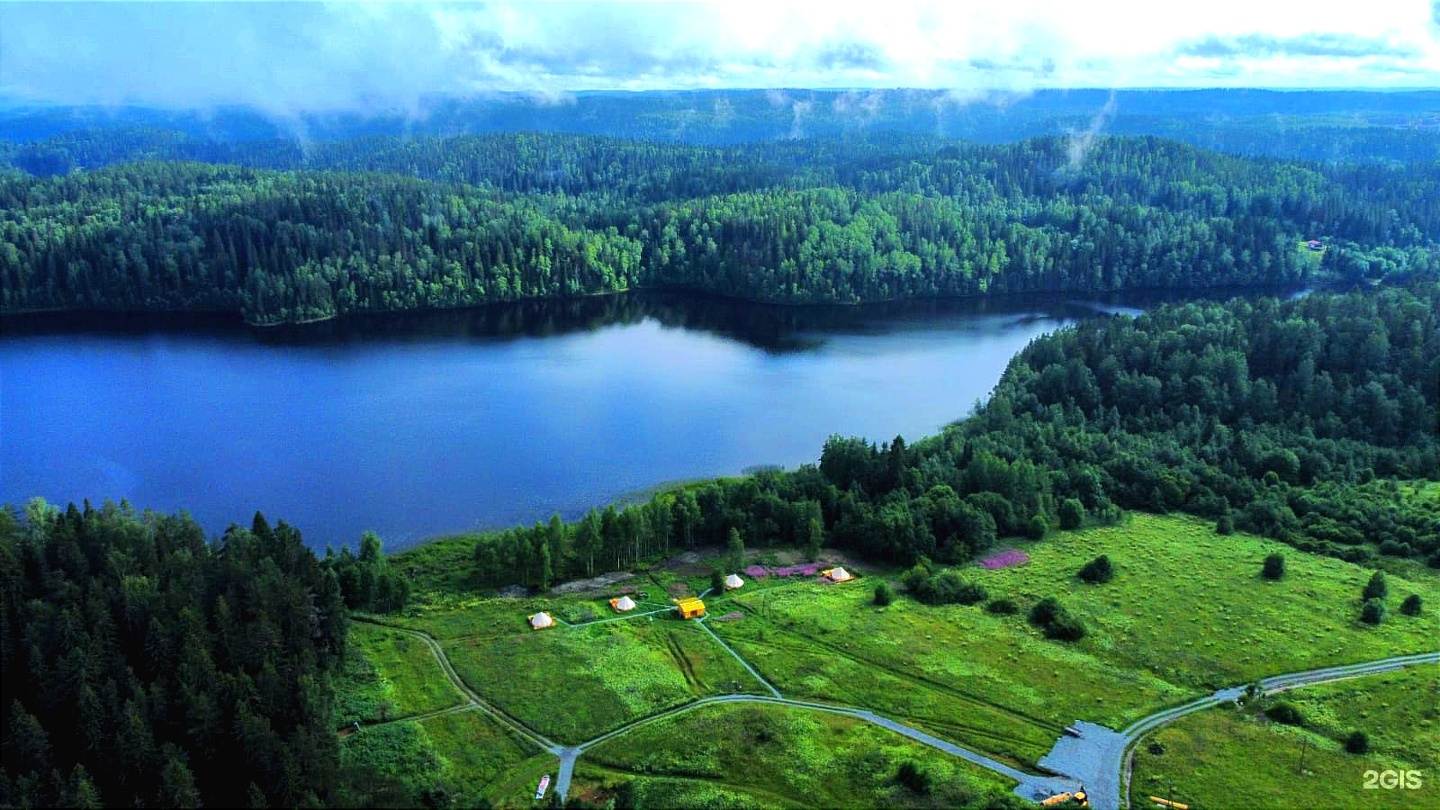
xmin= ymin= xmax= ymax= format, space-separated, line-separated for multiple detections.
xmin=707 ymin=513 xmax=1439 ymax=760
xmin=970 ymin=513 xmax=1440 ymax=689
xmin=353 ymin=511 xmax=1438 ymax=806
xmin=586 ymin=702 xmax=1018 ymax=809
xmin=444 ymin=615 xmax=768 ymax=743
xmin=421 ymin=710 xmax=542 ymax=807
xmin=335 ymin=621 xmax=465 ymax=724
xmin=1131 ymin=666 xmax=1440 ymax=810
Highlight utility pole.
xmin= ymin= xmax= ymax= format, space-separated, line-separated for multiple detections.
xmin=1297 ymin=736 xmax=1310 ymax=774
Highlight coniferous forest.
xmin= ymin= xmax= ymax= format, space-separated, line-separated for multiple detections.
xmin=3 ymin=132 xmax=1437 ymax=324
xmin=2 ymin=90 xmax=1438 ymax=809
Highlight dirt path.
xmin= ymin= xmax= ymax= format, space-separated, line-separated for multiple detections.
xmin=694 ymin=617 xmax=782 ymax=698
xmin=351 ymin=617 xmax=564 ymax=755
xmin=355 ymin=610 xmax=1438 ymax=809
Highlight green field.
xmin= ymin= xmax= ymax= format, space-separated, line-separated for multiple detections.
xmin=444 ymin=616 xmax=768 ymax=742
xmin=1132 ymin=667 xmax=1440 ymax=810
xmin=570 ymin=764 xmax=796 ymax=810
xmin=708 ymin=514 xmax=1439 ymax=761
xmin=586 ymin=702 xmax=1017 ymax=809
xmin=336 ymin=621 xmax=465 ymax=723
xmin=351 ymin=512 xmax=1438 ymax=806
xmin=969 ymin=514 xmax=1440 ymax=687
xmin=420 ymin=710 xmax=541 ymax=807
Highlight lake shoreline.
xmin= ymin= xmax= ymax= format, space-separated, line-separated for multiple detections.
xmin=0 ymin=280 xmax=1315 ymax=337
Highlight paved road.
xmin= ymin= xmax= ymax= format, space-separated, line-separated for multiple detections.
xmin=1035 ymin=651 xmax=1440 ymax=810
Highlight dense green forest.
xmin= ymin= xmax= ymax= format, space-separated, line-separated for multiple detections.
xmin=3 ymin=132 xmax=1437 ymax=323
xmin=5 ymin=89 xmax=1437 ymax=162
xmin=466 ymin=283 xmax=1440 ymax=588
xmin=0 ymin=503 xmax=415 ymax=808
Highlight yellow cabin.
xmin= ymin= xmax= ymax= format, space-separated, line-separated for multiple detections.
xmin=674 ymin=597 xmax=706 ymax=619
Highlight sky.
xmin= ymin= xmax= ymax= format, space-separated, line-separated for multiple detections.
xmin=1 ymin=1 xmax=1437 ymax=114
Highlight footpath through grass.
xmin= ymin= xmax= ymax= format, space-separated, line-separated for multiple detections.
xmin=444 ymin=615 xmax=767 ymax=743
xmin=335 ymin=621 xmax=464 ymax=724
xmin=586 ymin=702 xmax=1018 ymax=809
xmin=364 ymin=512 xmax=1438 ymax=805
xmin=1132 ymin=666 xmax=1440 ymax=810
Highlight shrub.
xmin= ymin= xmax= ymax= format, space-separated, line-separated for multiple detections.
xmin=1044 ymin=614 xmax=1087 ymax=641
xmin=1363 ymin=571 xmax=1388 ymax=601
xmin=1059 ymin=499 xmax=1085 ymax=530
xmin=899 ymin=559 xmax=932 ymax=593
xmin=1029 ymin=597 xmax=1061 ymax=626
xmin=1027 ymin=514 xmax=1049 ymax=540
xmin=1266 ymin=701 xmax=1303 ymax=726
xmin=873 ymin=582 xmax=894 ymax=607
xmin=985 ymin=598 xmax=1018 ymax=615
xmin=1346 ymin=730 xmax=1370 ymax=754
xmin=1216 ymin=512 xmax=1236 ymax=535
xmin=1400 ymin=594 xmax=1423 ymax=616
xmin=710 ymin=569 xmax=725 ymax=596
xmin=917 ymin=570 xmax=987 ymax=605
xmin=952 ymin=581 xmax=988 ymax=605
xmin=1078 ymin=555 xmax=1114 ymax=584
xmin=895 ymin=761 xmax=931 ymax=794
xmin=1262 ymin=553 xmax=1286 ymax=580
xmin=1361 ymin=598 xmax=1386 ymax=625
xmin=1028 ymin=596 xmax=1086 ymax=641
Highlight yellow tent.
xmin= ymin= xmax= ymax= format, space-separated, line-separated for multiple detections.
xmin=674 ymin=597 xmax=706 ymax=619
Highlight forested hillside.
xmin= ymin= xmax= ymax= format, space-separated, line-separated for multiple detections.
xmin=464 ymin=283 xmax=1440 ymax=587
xmin=5 ymin=89 xmax=1438 ymax=162
xmin=0 ymin=503 xmax=405 ymax=808
xmin=3 ymin=133 xmax=1437 ymax=323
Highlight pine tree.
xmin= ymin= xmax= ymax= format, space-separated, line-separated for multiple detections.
xmin=726 ymin=528 xmax=745 ymax=573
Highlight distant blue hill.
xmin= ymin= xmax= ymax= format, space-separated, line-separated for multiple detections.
xmin=1 ymin=88 xmax=1437 ymax=163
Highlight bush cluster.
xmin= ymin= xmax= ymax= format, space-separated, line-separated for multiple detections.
xmin=1029 ymin=596 xmax=1086 ymax=641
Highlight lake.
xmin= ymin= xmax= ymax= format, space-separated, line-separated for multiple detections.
xmin=1 ymin=290 xmax=1214 ymax=550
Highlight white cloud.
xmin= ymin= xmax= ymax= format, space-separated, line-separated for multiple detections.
xmin=0 ymin=0 xmax=1435 ymax=112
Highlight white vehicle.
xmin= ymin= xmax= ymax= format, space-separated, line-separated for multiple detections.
xmin=535 ymin=774 xmax=551 ymax=801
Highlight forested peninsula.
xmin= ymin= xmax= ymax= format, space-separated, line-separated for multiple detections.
xmin=3 ymin=133 xmax=1437 ymax=324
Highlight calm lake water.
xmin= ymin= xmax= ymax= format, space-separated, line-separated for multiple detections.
xmin=2 ymin=290 xmax=1215 ymax=549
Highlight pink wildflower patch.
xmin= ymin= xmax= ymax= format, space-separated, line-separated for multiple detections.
xmin=978 ymin=550 xmax=1030 ymax=569
xmin=743 ymin=565 xmax=770 ymax=578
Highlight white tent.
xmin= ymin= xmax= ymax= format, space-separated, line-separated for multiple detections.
xmin=529 ymin=612 xmax=555 ymax=629
xmin=827 ymin=567 xmax=854 ymax=582
xmin=614 ymin=596 xmax=637 ymax=612
xmin=724 ymin=573 xmax=744 ymax=590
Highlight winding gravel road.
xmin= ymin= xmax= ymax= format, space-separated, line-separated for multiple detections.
xmin=1039 ymin=651 xmax=1440 ymax=810
xmin=355 ymin=616 xmax=1436 ymax=809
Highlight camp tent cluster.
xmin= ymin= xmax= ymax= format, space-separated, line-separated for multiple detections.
xmin=609 ymin=595 xmax=637 ymax=612
xmin=822 ymin=567 xmax=854 ymax=582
